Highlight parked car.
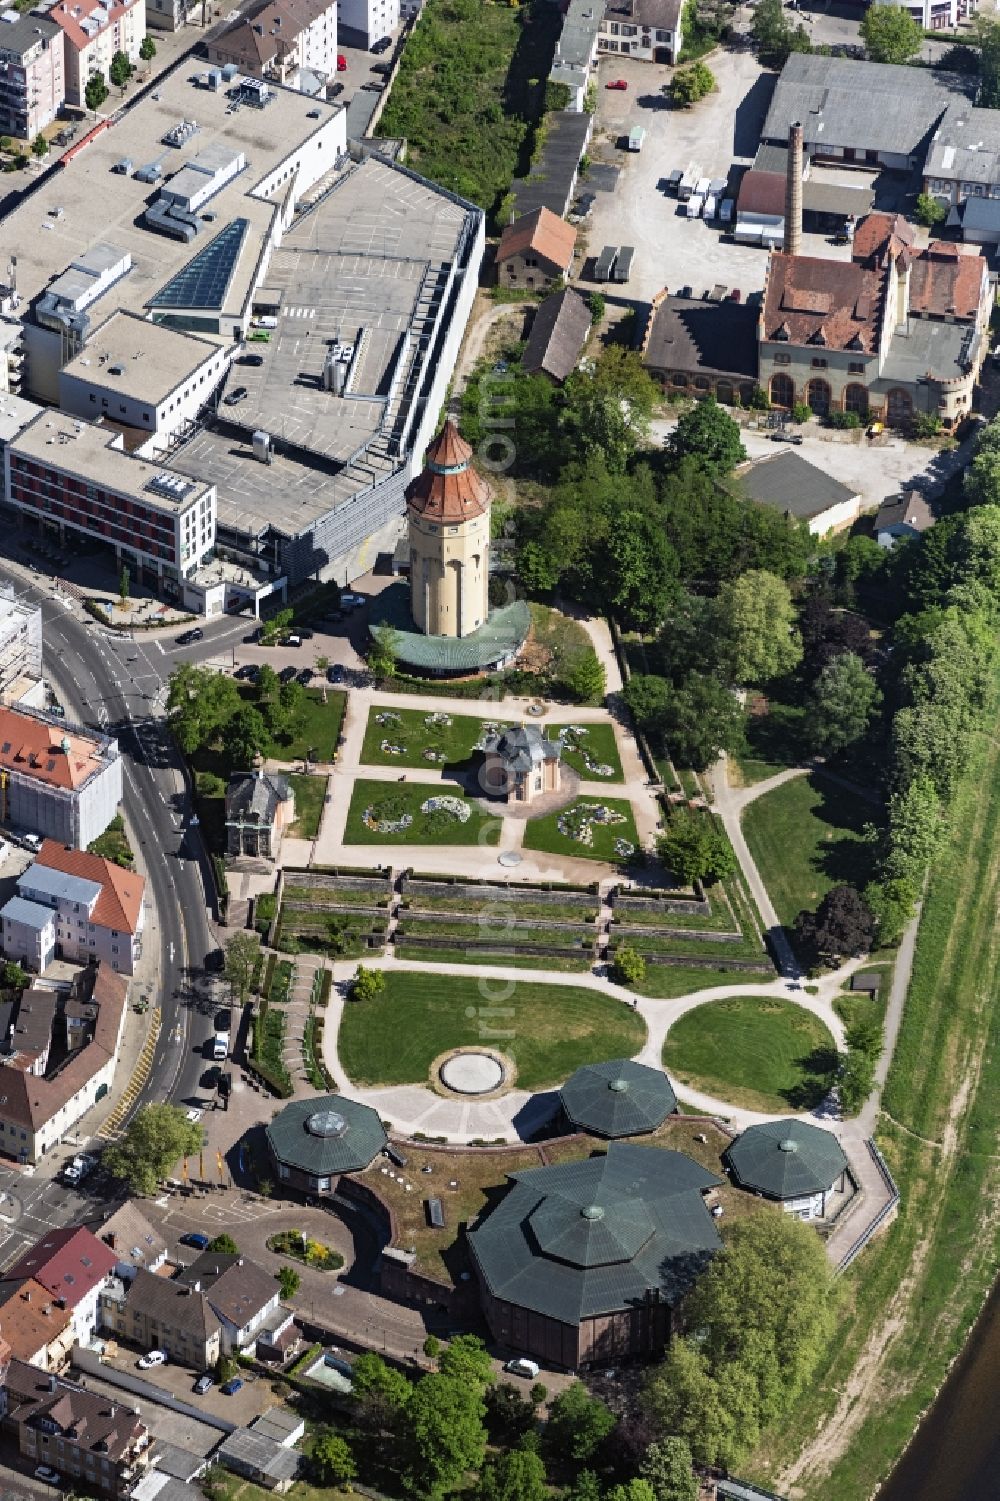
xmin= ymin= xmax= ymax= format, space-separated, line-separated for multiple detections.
xmin=235 ymin=664 xmax=255 ymax=680
xmin=240 ymin=353 xmax=264 ymax=366
xmin=504 ymin=1357 xmax=540 ymax=1379
xmin=328 ymin=664 xmax=344 ymax=685
xmin=337 ymin=52 xmax=347 ymax=69
xmin=769 ymin=430 xmax=803 ymax=445
xmin=296 ymin=667 xmax=313 ymax=685
xmin=48 ymin=702 xmax=66 ymax=718
xmin=221 ymin=1378 xmax=244 ymax=1396
xmin=62 ymin=1153 xmax=97 ymax=1187
xmin=194 ymin=1374 xmax=214 ymax=1395
xmin=176 ymin=628 xmax=204 ymax=645
xmin=223 ymin=386 xmax=248 ymax=405
xmin=341 ymin=592 xmax=366 ymax=607
xmin=34 ymin=1468 xmax=61 ymax=1485
xmin=329 ymin=82 xmax=344 ymax=97
xmin=279 ymin=665 xmax=298 ymax=683
xmin=297 ymin=627 xmax=314 ymax=640
xmin=180 ymin=1232 xmax=210 ymax=1250
xmin=606 ymin=78 xmax=627 ymax=89
xmin=138 ymin=1351 xmax=168 ymax=1369
xmin=370 ymin=35 xmax=391 ymax=52
xmin=372 ymin=60 xmax=392 ymax=74
xmin=285 ymin=633 xmax=303 ymax=647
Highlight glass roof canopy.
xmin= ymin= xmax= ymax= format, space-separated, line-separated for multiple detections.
xmin=147 ymin=218 xmax=249 ymax=312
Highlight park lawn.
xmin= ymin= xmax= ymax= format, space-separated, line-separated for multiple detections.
xmin=628 ymin=963 xmax=772 ymax=999
xmin=258 ymin=686 xmax=346 ymax=762
xmin=663 ymin=996 xmax=838 ymax=1113
xmin=393 ymin=944 xmax=590 ymax=972
xmin=522 ymin=797 xmax=640 ymax=863
xmin=741 ymin=771 xmax=875 ymax=930
xmin=360 ymin=705 xmax=512 ymax=770
xmin=343 ymin=779 xmax=502 ymax=847
xmin=287 ymin=773 xmax=328 ymax=839
xmin=338 ymin=969 xmax=645 ymax=1089
xmin=551 ymin=720 xmax=624 ymax=782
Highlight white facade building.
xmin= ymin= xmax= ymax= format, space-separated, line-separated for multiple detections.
xmin=2 ymin=841 xmax=145 ymax=975
xmin=49 ymin=0 xmax=145 ymax=110
xmin=336 ymin=0 xmax=397 ymax=48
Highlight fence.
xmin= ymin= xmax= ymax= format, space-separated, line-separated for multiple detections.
xmin=836 ymin=1138 xmax=901 ymax=1273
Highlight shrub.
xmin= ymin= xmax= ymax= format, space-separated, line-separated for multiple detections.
xmin=790 ymin=402 xmax=812 ymax=424
xmin=611 ymin=941 xmax=646 ymax=988
xmin=827 ymin=410 xmax=861 ymax=430
xmin=910 ymin=411 xmax=942 ymax=439
xmin=915 ymin=191 xmax=947 ymax=227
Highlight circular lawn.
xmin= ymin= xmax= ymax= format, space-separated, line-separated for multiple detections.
xmin=662 ymin=996 xmax=838 ymax=1114
xmin=338 ymin=970 xmax=646 ymax=1091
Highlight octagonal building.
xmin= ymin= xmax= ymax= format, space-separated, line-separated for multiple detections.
xmin=266 ymin=1095 xmax=387 ymax=1196
xmin=559 ymin=1059 xmax=677 ymax=1139
xmin=725 ymin=1118 xmax=849 ymax=1221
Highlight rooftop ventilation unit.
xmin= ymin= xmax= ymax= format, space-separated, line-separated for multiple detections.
xmin=112 ymin=158 xmax=132 ymax=175
xmin=146 ymin=471 xmax=196 ymax=502
xmin=134 ymin=161 xmax=163 ymax=184
xmin=163 ymin=119 xmax=198 ymax=147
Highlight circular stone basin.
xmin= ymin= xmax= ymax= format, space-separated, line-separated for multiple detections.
xmin=440 ymin=1051 xmax=505 ymax=1095
xmin=498 ymin=851 xmax=523 ymax=867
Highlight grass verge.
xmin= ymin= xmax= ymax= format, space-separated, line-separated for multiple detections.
xmin=287 ymin=773 xmax=327 ymax=839
xmin=663 ymin=996 xmax=838 ymax=1113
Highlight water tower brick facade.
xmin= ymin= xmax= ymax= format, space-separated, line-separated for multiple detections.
xmin=406 ymin=420 xmax=491 ymax=639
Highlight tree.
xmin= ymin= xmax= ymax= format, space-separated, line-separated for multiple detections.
xmin=795 ymin=884 xmax=876 ymax=962
xmin=606 ymin=1484 xmax=656 ymax=1501
xmin=611 ymin=941 xmax=646 ymax=988
xmin=277 ymin=1265 xmax=300 ymax=1299
xmin=224 ymin=931 xmax=260 ymax=1006
xmin=207 ymin=1233 xmax=238 ymax=1253
xmin=257 ymin=663 xmax=279 ymax=703
xmin=352 ymin=1352 xmax=413 ymax=1433
xmin=587 ymin=290 xmax=605 ymax=324
xmin=119 ymin=564 xmax=130 ymax=608
xmin=716 ymin=569 xmax=802 ymax=685
xmin=644 ymin=1339 xmax=741 ymax=1469
xmin=260 ymin=607 xmax=293 ymax=645
xmin=864 ymin=875 xmax=917 ymax=948
xmin=860 ymin=3 xmax=922 ymax=62
xmin=915 ymin=191 xmax=947 ymax=227
xmin=751 ymin=0 xmax=810 ymax=64
xmin=639 ymin=1437 xmax=698 ymax=1501
xmin=31 ymin=133 xmax=48 ymax=158
xmin=649 ymin=675 xmax=746 ymax=771
xmin=437 ymin=1334 xmax=494 ymax=1389
xmin=563 ymin=1473 xmax=603 ymax=1501
xmin=657 ymin=810 xmax=737 ymax=886
xmin=311 ymin=1430 xmax=356 ymax=1487
xmin=104 ymin=1104 xmax=203 ymax=1195
xmin=810 ymin=651 xmax=881 ymax=754
xmin=881 ymin=775 xmax=943 ymax=886
xmin=543 ymin=1381 xmax=615 ymax=1465
xmin=168 ymin=663 xmax=241 ymax=754
xmin=605 ymin=507 xmax=679 ymax=630
xmin=484 ymin=1382 xmax=536 ymax=1445
xmin=369 ymin=624 xmax=400 ymax=682
xmin=139 ymin=34 xmax=156 ymax=59
xmin=667 ymin=396 xmax=745 ymax=474
xmin=474 ymin=1446 xmax=547 ymax=1501
xmin=624 ymin=674 xmax=671 ymax=736
xmin=109 ymin=49 xmax=132 ymax=87
xmin=669 ymin=61 xmax=715 ymax=106
xmin=400 ymin=1372 xmax=487 ymax=1498
xmin=2 ymin=959 xmax=28 ymax=990
xmin=563 ymin=350 xmax=659 ymax=472
xmin=351 ymin=963 xmax=385 ymax=1002
xmin=977 ymin=14 xmax=1000 ymax=108
xmin=85 ymin=70 xmax=109 ymax=111
xmin=563 ymin=647 xmax=606 ymax=705
xmin=224 ymin=702 xmax=268 ymax=766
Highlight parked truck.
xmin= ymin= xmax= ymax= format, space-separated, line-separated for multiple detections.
xmin=628 ymin=126 xmax=646 ymax=152
xmin=594 ymin=244 xmax=618 ymax=282
xmin=611 ymin=245 xmax=635 ymax=283
xmin=677 ymin=164 xmax=700 ymax=202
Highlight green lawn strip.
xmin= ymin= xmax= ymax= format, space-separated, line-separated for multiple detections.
xmin=396 ymin=916 xmax=594 ymax=948
xmin=736 ymin=755 xmax=791 ymax=786
xmin=745 ymin=672 xmax=1000 ymax=1500
xmin=286 ymin=773 xmax=327 ymax=839
xmin=338 ymin=970 xmax=644 ymax=1089
xmin=612 ymin=930 xmax=767 ymax=961
xmin=522 ymin=796 xmax=640 ymax=863
xmin=401 ymin=892 xmax=599 ymax=921
xmin=833 ymin=992 xmax=887 ymax=1036
xmin=393 ymin=944 xmax=591 ymax=973
xmin=741 ymin=771 xmax=875 ymax=929
xmin=285 ymin=884 xmax=392 ymax=910
xmin=613 ymin=888 xmax=739 ymax=933
xmin=343 ymin=779 xmax=502 ymax=847
xmin=88 ymin=812 xmax=134 ymax=868
xmin=630 ymin=963 xmax=772 ymax=998
xmin=360 ymin=705 xmax=512 ymax=770
xmin=663 ymin=996 xmax=838 ymax=1114
xmin=549 ymin=720 xmax=624 ymax=782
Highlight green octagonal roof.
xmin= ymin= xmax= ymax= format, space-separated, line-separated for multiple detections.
xmin=560 ymin=1058 xmax=677 ymax=1138
xmin=725 ymin=1118 xmax=849 ymax=1200
xmin=267 ymin=1094 xmax=387 ymax=1177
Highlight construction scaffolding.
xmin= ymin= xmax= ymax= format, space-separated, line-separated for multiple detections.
xmin=0 ymin=583 xmax=42 ymax=703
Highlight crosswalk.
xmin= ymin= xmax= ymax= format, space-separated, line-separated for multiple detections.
xmin=285 ymin=306 xmax=317 ymax=319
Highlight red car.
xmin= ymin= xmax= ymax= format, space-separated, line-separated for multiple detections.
xmin=606 ymin=78 xmax=628 ymax=90
xmin=337 ymin=53 xmax=347 ymax=70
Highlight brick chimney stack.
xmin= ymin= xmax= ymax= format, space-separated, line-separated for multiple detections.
xmin=784 ymin=121 xmax=803 ymax=257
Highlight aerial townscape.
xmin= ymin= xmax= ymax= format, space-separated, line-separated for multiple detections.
xmin=0 ymin=0 xmax=998 ymax=1496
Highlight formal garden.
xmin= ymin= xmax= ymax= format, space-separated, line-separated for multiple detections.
xmin=338 ymin=970 xmax=645 ymax=1091
xmin=359 ymin=707 xmax=624 ymax=782
xmin=521 ymin=797 xmax=640 ymax=862
xmin=343 ymin=780 xmax=503 ymax=846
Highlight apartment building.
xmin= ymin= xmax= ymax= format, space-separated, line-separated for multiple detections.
xmin=0 ymin=966 xmax=128 ymax=1164
xmin=208 ymin=0 xmax=339 ymax=88
xmin=0 ymin=1278 xmax=75 ymax=1370
xmin=96 ymin=1202 xmax=168 ymax=1280
xmin=49 ymin=0 xmax=143 ymax=109
xmin=100 ymin=1253 xmax=279 ymax=1366
xmin=2 ymin=839 xmax=145 ymax=975
xmin=0 ymin=12 xmax=66 ymax=141
xmin=0 ymin=704 xmax=122 ymax=849
xmin=0 ymin=1358 xmax=150 ymax=1497
xmin=5 ymin=413 xmax=216 ymax=597
xmin=336 ymin=0 xmax=397 ymax=48
xmin=598 ymin=0 xmax=682 ymax=64
xmin=4 ymin=1226 xmax=117 ymax=1343
xmin=0 ymin=582 xmax=44 ymax=708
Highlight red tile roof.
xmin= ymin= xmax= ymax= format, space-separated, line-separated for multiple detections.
xmin=406 ymin=418 xmax=492 ymax=524
xmin=0 ymin=1277 xmax=73 ymax=1361
xmin=34 ymin=840 xmax=144 ymax=935
xmin=497 ymin=208 xmax=576 ymax=276
xmin=49 ymin=0 xmax=140 ymax=54
xmin=851 ymin=211 xmax=915 ymax=266
xmin=0 ymin=708 xmax=110 ymax=791
xmin=762 ymin=252 xmax=884 ymax=354
xmin=5 ymin=1226 xmax=116 ymax=1309
xmin=909 ymin=242 xmax=986 ymax=321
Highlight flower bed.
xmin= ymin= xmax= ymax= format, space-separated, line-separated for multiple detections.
xmin=266 ymin=1229 xmax=344 ymax=1271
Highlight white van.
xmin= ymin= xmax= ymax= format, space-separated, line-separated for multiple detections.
xmin=703 ymin=194 xmax=718 ymax=221
xmin=212 ymin=1033 xmax=229 ymax=1062
xmin=687 ymin=193 xmax=705 ymax=220
xmin=504 ymin=1357 xmax=540 ymax=1379
xmin=254 ymin=316 xmax=278 ymax=330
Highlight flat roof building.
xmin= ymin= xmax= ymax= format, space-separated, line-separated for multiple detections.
xmin=728 ymin=451 xmax=862 ymax=537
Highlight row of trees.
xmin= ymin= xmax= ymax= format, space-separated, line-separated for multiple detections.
xmin=168 ymin=661 xmax=308 ymax=764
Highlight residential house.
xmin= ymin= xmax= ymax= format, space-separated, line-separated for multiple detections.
xmin=521 ymin=288 xmax=592 ymax=384
xmin=174 ymin=1253 xmax=282 ymax=1354
xmin=0 ymin=13 xmax=66 ymax=142
xmin=495 ymin=208 xmax=576 ymax=291
xmin=2 ymin=839 xmax=145 ymax=976
xmin=0 ymin=966 xmax=128 ymax=1164
xmin=206 ymin=0 xmax=339 ymax=90
xmin=3 ymin=1226 xmax=117 ymax=1343
xmin=0 ymin=1357 xmax=151 ymax=1497
xmin=99 ymin=1268 xmax=223 ymax=1370
xmin=0 ymin=1278 xmax=75 ymax=1370
xmin=49 ymin=0 xmax=144 ymax=111
xmin=96 ymin=1202 xmax=169 ymax=1280
xmin=598 ymin=0 xmax=682 ymax=64
xmin=549 ymin=0 xmax=601 ymax=110
xmin=758 ymin=212 xmax=990 ymax=427
xmin=925 ymin=102 xmax=1000 ymax=213
xmin=0 ymin=705 xmax=122 ymax=850
xmin=876 ymin=489 xmax=935 ymax=548
xmin=336 ymin=0 xmax=398 ymax=49
xmin=727 ymin=451 xmax=862 ymax=537
xmin=224 ymin=771 xmax=294 ymax=861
